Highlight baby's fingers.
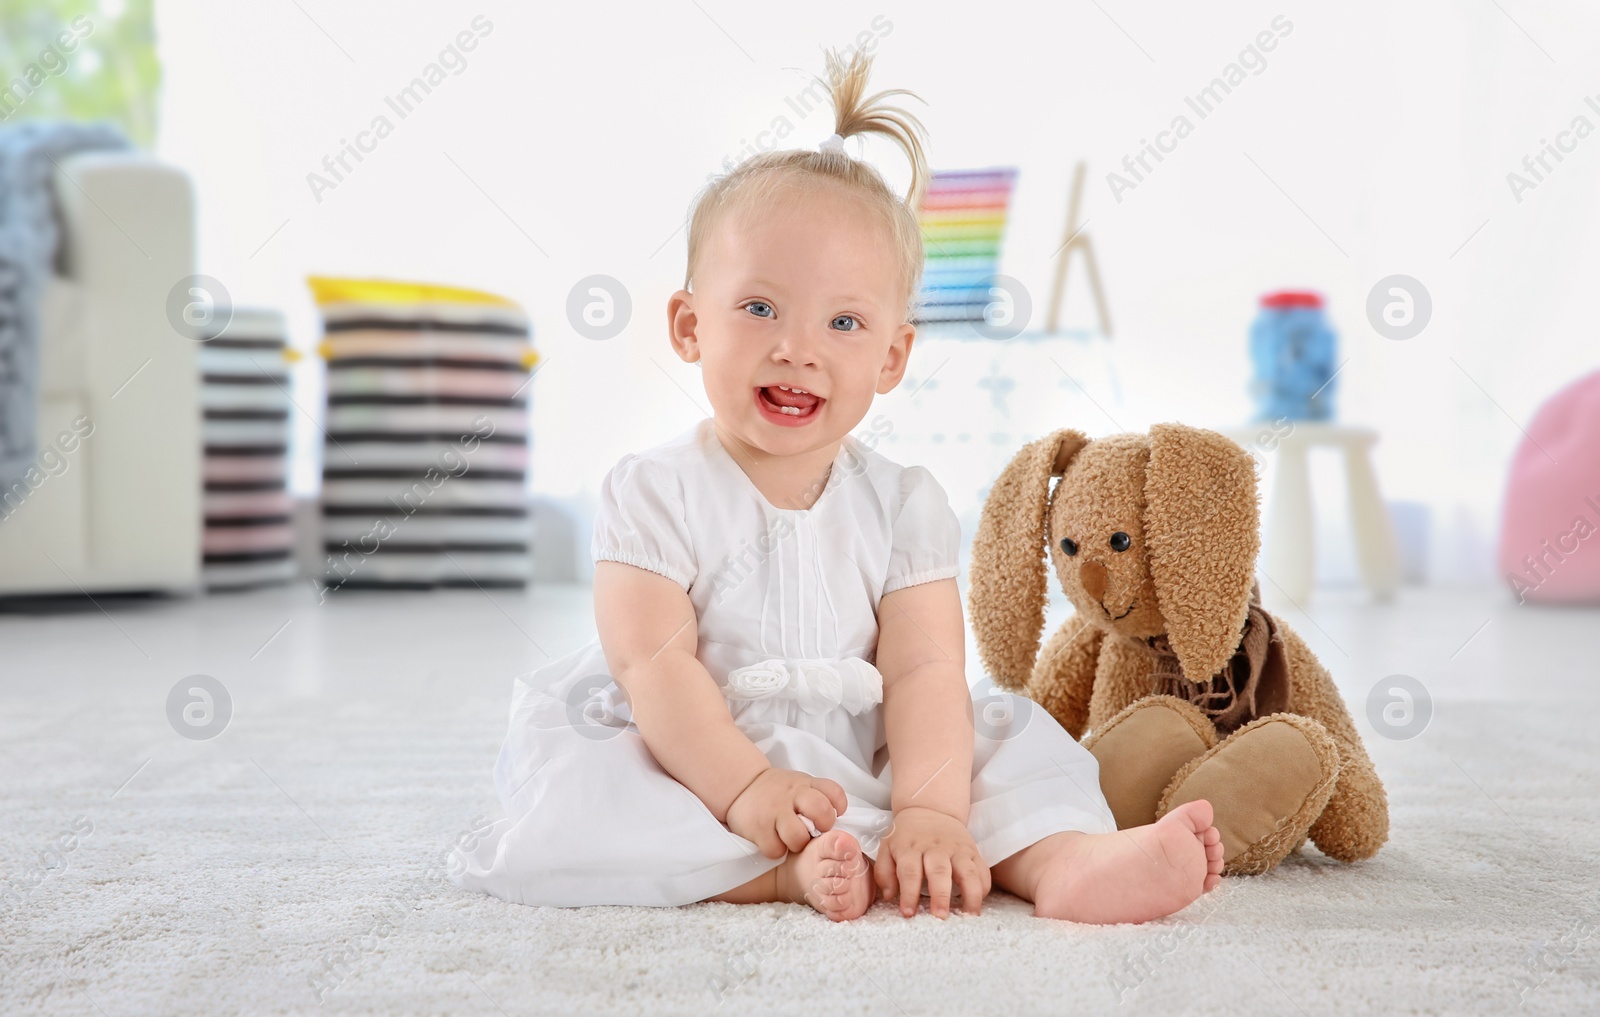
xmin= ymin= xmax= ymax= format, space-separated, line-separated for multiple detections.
xmin=752 ymin=822 xmax=787 ymax=860
xmin=809 ymin=776 xmax=849 ymax=818
xmin=873 ymin=846 xmax=897 ymax=903
xmin=923 ymin=853 xmax=954 ymax=919
xmin=896 ymin=850 xmax=925 ymax=918
xmin=776 ymin=812 xmax=812 ymax=855
xmin=737 ymin=809 xmax=786 ymax=859
xmin=795 ymin=786 xmax=839 ymax=833
xmin=954 ymin=854 xmax=987 ymax=915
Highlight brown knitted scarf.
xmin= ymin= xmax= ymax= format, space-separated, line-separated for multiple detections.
xmin=1135 ymin=582 xmax=1290 ymax=734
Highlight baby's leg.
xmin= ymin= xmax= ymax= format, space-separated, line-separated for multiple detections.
xmin=704 ymin=828 xmax=874 ymax=922
xmin=991 ymin=800 xmax=1224 ymax=924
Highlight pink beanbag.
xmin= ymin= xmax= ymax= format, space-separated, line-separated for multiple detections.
xmin=1497 ymin=370 xmax=1600 ymax=603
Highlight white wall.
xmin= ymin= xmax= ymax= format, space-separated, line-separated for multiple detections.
xmin=155 ymin=0 xmax=1600 ymax=585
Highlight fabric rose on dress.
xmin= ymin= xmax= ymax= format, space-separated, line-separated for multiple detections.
xmin=789 ymin=661 xmax=844 ymax=715
xmin=831 ymin=658 xmax=883 ymax=715
xmin=723 ymin=660 xmax=791 ymax=700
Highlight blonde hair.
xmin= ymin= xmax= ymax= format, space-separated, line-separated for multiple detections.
xmin=683 ymin=47 xmax=930 ymax=319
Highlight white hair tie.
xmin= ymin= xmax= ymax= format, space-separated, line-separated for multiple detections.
xmin=817 ymin=133 xmax=846 ymax=155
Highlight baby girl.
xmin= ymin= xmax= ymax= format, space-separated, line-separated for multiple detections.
xmin=451 ymin=49 xmax=1223 ymax=923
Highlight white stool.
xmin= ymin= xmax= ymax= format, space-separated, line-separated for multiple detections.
xmin=1220 ymin=423 xmax=1401 ymax=603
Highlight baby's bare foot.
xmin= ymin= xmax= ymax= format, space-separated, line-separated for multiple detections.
xmin=776 ymin=828 xmax=873 ymax=922
xmin=1033 ymin=799 xmax=1222 ymax=924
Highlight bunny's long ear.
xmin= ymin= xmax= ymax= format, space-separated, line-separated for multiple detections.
xmin=1144 ymin=423 xmax=1262 ymax=682
xmin=969 ymin=428 xmax=1091 ymax=690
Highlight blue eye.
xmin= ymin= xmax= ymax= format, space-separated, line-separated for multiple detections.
xmin=746 ymin=301 xmax=774 ymax=318
xmin=831 ymin=315 xmax=859 ymax=331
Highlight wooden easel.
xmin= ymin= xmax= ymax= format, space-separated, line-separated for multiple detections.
xmin=1045 ymin=161 xmax=1113 ymax=337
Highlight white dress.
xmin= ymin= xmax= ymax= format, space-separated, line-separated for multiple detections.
xmin=449 ymin=417 xmax=1116 ymax=908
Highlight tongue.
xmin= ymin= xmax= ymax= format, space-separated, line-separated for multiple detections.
xmin=765 ymin=387 xmax=819 ymax=410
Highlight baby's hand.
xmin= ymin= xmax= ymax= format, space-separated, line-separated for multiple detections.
xmin=726 ymin=767 xmax=848 ymax=859
xmin=874 ymin=806 xmax=990 ymax=918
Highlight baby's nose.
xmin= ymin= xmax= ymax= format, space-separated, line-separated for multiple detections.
xmin=1079 ymin=560 xmax=1109 ymax=601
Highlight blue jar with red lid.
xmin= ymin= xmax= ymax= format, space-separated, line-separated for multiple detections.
xmin=1249 ymin=290 xmax=1337 ymax=421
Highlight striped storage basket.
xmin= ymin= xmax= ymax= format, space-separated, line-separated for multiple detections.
xmin=913 ymin=168 xmax=1018 ymax=330
xmin=199 ymin=309 xmax=297 ymax=590
xmin=308 ymin=277 xmax=540 ymax=591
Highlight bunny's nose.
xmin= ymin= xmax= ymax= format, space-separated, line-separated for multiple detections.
xmin=1079 ymin=560 xmax=1109 ymax=601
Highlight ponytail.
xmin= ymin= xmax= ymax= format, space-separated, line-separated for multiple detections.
xmin=683 ymin=46 xmax=930 ymax=317
xmin=816 ymin=47 xmax=930 ymax=209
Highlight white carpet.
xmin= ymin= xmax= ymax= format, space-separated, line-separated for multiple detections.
xmin=2 ymin=585 xmax=1598 ymax=1015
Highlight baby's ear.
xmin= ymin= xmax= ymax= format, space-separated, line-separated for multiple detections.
xmin=969 ymin=428 xmax=1090 ymax=690
xmin=876 ymin=322 xmax=917 ymax=394
xmin=667 ymin=289 xmax=700 ymax=363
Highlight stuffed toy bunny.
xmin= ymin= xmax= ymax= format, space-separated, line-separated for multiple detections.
xmin=967 ymin=423 xmax=1388 ymax=874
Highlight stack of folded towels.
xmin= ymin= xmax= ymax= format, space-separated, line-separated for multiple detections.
xmin=199 ymin=309 xmax=297 ymax=590
xmin=308 ymin=276 xmax=539 ymax=591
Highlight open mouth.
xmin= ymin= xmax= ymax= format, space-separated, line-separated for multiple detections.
xmin=1103 ymin=599 xmax=1137 ymax=621
xmin=754 ymin=385 xmax=824 ymax=427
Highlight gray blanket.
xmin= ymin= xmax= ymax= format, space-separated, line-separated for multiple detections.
xmin=0 ymin=121 xmax=130 ymax=494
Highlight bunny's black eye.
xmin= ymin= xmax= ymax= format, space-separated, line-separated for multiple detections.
xmin=1059 ymin=538 xmax=1078 ymax=557
xmin=1109 ymin=532 xmax=1131 ymax=552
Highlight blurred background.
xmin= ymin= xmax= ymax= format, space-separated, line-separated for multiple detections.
xmin=6 ymin=0 xmax=1599 ymax=597
xmin=173 ymin=0 xmax=1596 ymax=589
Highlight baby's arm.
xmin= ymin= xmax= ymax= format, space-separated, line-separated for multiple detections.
xmin=875 ymin=576 xmax=990 ymax=916
xmin=877 ymin=577 xmax=973 ymax=820
xmin=593 ymin=561 xmax=770 ymax=821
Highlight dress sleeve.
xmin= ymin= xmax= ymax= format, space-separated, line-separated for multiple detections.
xmin=591 ymin=454 xmax=696 ymax=591
xmin=883 ymin=465 xmax=963 ymax=595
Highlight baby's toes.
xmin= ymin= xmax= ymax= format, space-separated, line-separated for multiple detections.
xmin=817 ymin=828 xmax=860 ymax=860
xmin=838 ymin=853 xmax=871 ymax=880
xmin=811 ymin=870 xmax=849 ymax=894
xmin=1202 ymin=836 xmax=1224 ymax=891
xmin=813 ymin=882 xmax=860 ymax=920
xmin=804 ymin=880 xmax=844 ymax=909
